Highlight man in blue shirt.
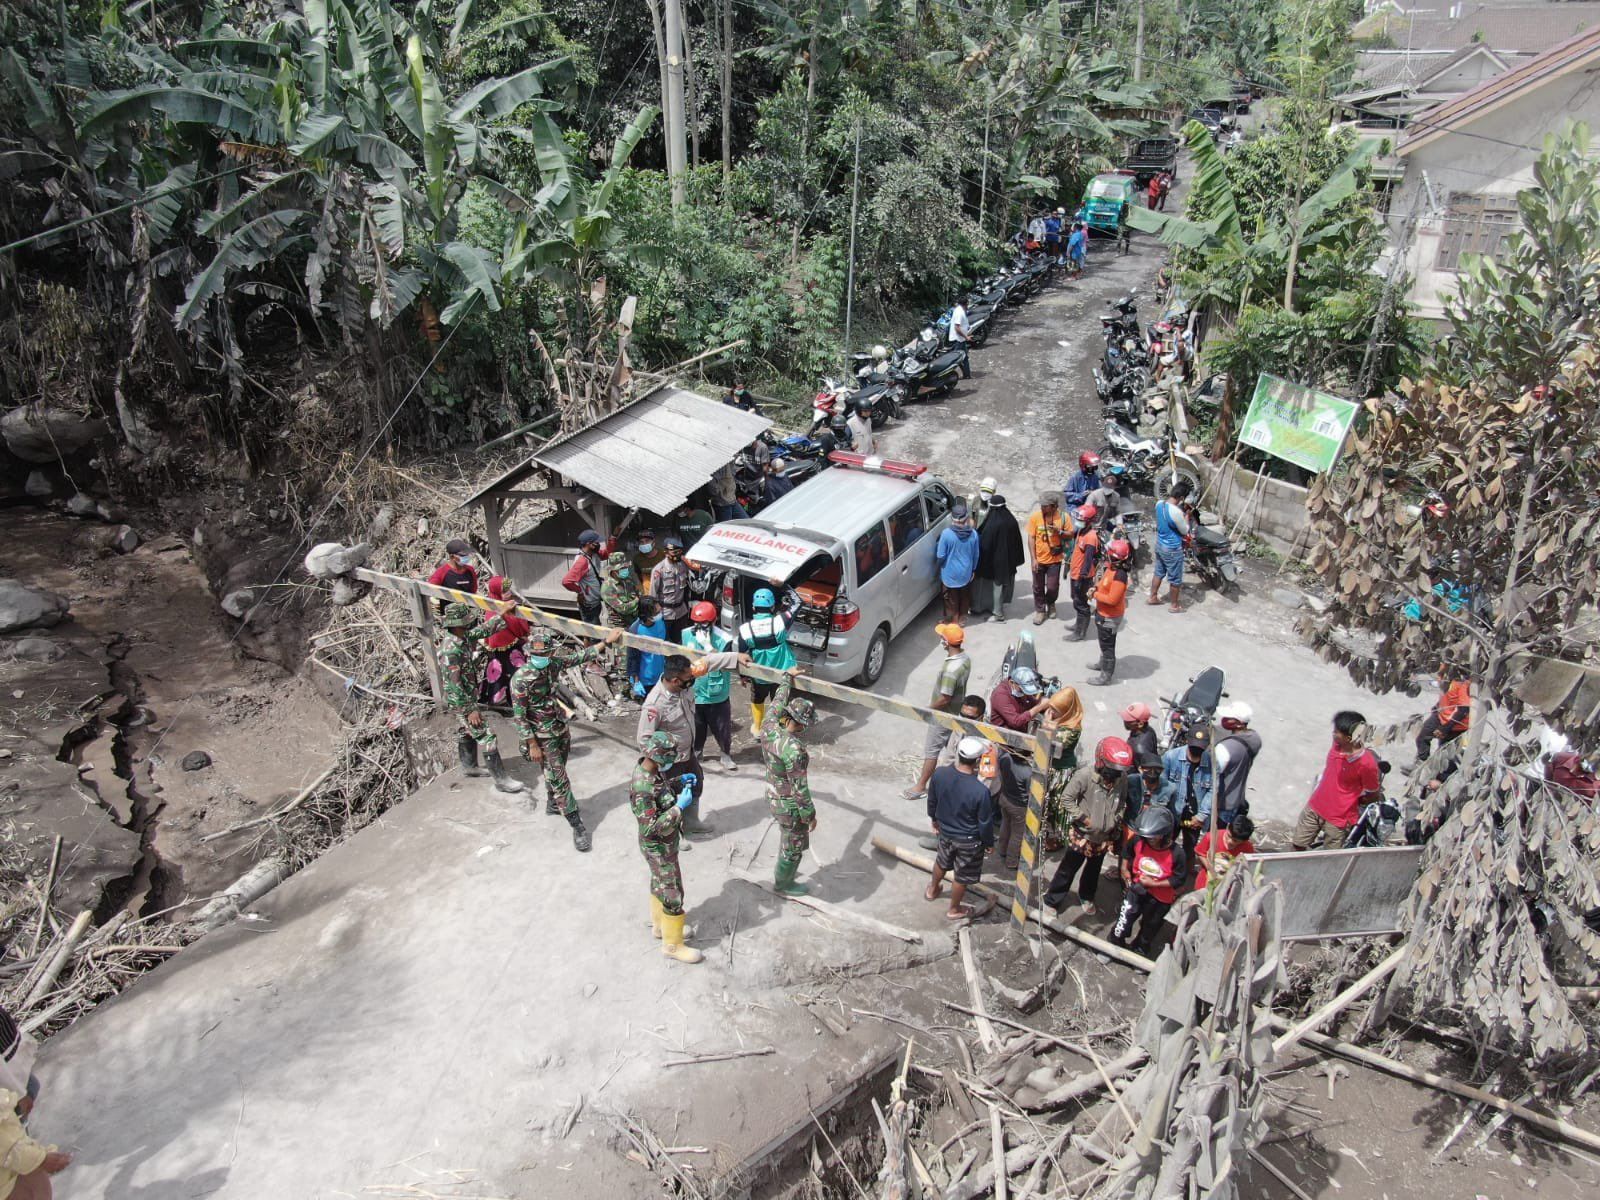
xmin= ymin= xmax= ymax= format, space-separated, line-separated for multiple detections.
xmin=627 ymin=598 xmax=669 ymax=700
xmin=1124 ymin=750 xmax=1178 ymax=824
xmin=1043 ymin=208 xmax=1064 ymax=261
xmin=1064 ymin=450 xmax=1101 ymax=509
xmin=1149 ymin=479 xmax=1192 ymax=613
xmin=934 ymin=504 xmax=980 ymax=624
xmin=1162 ymin=728 xmax=1215 ymax=872
xmin=924 ymin=737 xmax=996 ymax=921
xmin=1067 ymin=222 xmax=1088 ymax=276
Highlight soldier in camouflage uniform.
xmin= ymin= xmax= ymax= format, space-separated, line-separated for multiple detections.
xmin=631 ymin=731 xmax=704 ymax=964
xmin=762 ymin=669 xmax=819 ymax=895
xmin=510 ymin=624 xmax=623 ymax=851
xmin=438 ymin=600 xmax=523 ymax=794
xmin=601 ymin=551 xmax=641 ymax=628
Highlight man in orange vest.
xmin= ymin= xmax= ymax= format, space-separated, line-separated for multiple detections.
xmin=1416 ymin=666 xmax=1471 ymax=762
xmin=1088 ymin=537 xmax=1132 ymax=686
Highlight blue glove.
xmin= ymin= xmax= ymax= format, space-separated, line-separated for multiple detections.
xmin=676 ymin=784 xmax=695 ymax=810
xmin=631 ymin=679 xmax=646 ymax=699
xmin=680 ymin=773 xmax=698 ymax=790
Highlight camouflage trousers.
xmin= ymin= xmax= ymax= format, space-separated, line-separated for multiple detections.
xmin=775 ymin=816 xmax=811 ymax=874
xmin=456 ymin=710 xmax=498 ymax=753
xmin=523 ymin=723 xmax=576 ymax=815
xmin=642 ymin=841 xmax=685 ymax=915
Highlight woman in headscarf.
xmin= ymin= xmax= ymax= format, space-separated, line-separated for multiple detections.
xmin=477 ymin=575 xmax=531 ymax=709
xmin=1031 ymin=684 xmax=1085 ymax=849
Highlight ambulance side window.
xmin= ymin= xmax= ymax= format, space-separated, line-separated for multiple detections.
xmin=854 ymin=522 xmax=891 ymax=584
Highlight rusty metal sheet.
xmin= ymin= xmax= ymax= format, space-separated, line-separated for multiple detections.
xmin=1242 ymin=847 xmax=1422 ymax=941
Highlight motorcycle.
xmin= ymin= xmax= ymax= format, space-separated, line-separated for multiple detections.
xmin=1099 ymin=420 xmax=1202 ymax=499
xmin=995 ymin=629 xmax=1062 ymax=705
xmin=1182 ymin=503 xmax=1241 ymax=591
xmin=1160 ymin=666 xmax=1227 ymax=751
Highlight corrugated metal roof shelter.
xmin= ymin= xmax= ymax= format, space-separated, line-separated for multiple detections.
xmin=462 ymin=386 xmax=771 ymax=610
xmin=532 ymin=386 xmax=769 ymax=514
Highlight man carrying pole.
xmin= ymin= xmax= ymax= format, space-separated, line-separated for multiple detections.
xmin=763 ymin=668 xmax=819 ymax=895
xmin=438 ymin=600 xmax=522 ymax=795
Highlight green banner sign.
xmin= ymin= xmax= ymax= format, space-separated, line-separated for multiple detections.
xmin=1237 ymin=374 xmax=1358 ymax=474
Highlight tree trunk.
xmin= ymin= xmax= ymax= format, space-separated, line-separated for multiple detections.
xmin=683 ymin=8 xmax=701 ymax=170
xmin=792 ymin=28 xmax=819 ymax=262
xmin=1133 ymin=0 xmax=1146 ymax=83
xmin=1209 ymin=373 xmax=1236 ymax=460
xmin=663 ymin=0 xmax=689 ymax=206
xmin=721 ymin=0 xmax=733 ymax=188
xmin=646 ymin=0 xmax=670 ymax=167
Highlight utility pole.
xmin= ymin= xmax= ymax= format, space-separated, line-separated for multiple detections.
xmin=663 ymin=0 xmax=689 ymax=207
xmin=721 ymin=0 xmax=733 ymax=189
xmin=843 ymin=117 xmax=862 ymax=362
xmin=1133 ymin=0 xmax=1146 ymax=83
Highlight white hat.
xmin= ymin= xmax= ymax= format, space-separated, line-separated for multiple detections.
xmin=957 ymin=736 xmax=986 ymax=761
xmin=980 ymin=476 xmax=997 ymax=495
xmin=1218 ymin=701 xmax=1253 ymax=726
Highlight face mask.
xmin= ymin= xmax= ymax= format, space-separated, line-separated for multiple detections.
xmin=458 ymin=554 xmax=474 ymax=566
xmin=526 ymin=654 xmax=551 ymax=669
xmin=638 ymin=542 xmax=654 ymax=554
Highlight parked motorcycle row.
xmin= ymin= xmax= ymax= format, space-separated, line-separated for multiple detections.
xmin=1089 ymin=289 xmax=1242 ymax=593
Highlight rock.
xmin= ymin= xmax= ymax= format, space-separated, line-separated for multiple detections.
xmin=582 ymin=983 xmax=597 ymax=998
xmin=0 ymin=749 xmax=11 ymax=761
xmin=181 ymin=751 xmax=212 ymax=772
xmin=1 ymin=403 xmax=107 ymax=463
xmin=110 ymin=526 xmax=140 ymax=554
xmin=303 ymin=541 xmax=371 ymax=580
xmin=95 ymin=502 xmax=124 ymax=523
xmin=0 ymin=580 xmax=70 ymax=633
xmin=329 ymin=578 xmax=371 ymax=606
xmin=1302 ymin=592 xmax=1329 ymax=616
xmin=1270 ymin=587 xmax=1305 ymax=610
xmin=24 ymin=471 xmax=55 ymax=499
xmin=220 ymin=588 xmax=255 ymax=619
xmin=66 ymin=493 xmax=99 ymax=517
xmin=367 ymin=504 xmax=396 ymax=543
xmin=4 ymin=637 xmax=66 ymax=663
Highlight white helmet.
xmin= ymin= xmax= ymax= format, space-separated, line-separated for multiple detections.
xmin=1218 ymin=701 xmax=1253 ymax=728
xmin=980 ymin=476 xmax=997 ymax=496
xmin=871 ymin=344 xmax=889 ymax=361
xmin=1056 ymin=207 xmax=1066 ymax=214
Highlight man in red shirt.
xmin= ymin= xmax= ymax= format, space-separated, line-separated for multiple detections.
xmin=1111 ymin=805 xmax=1187 ymax=956
xmin=1292 ymin=711 xmax=1381 ymax=850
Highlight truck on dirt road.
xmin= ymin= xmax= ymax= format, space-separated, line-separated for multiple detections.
xmin=1124 ymin=136 xmax=1179 ymax=186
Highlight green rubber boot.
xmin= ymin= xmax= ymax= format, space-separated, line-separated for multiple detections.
xmin=774 ymin=857 xmax=809 ymax=896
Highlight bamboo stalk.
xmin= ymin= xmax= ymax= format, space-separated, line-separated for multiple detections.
xmin=22 ymin=910 xmax=93 ymax=1009
xmin=1271 ymin=946 xmax=1406 ymax=1055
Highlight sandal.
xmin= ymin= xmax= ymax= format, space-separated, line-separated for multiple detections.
xmin=946 ymin=904 xmax=976 ymax=921
xmin=924 ymin=882 xmax=943 ymax=902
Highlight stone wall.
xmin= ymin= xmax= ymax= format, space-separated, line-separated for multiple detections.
xmin=1195 ymin=457 xmax=1312 ymax=560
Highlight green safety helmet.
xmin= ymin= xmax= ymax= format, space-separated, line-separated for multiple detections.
xmin=442 ymin=601 xmax=478 ymax=628
xmin=643 ymin=731 xmax=678 ymax=767
xmin=784 ymin=697 xmax=817 ymax=727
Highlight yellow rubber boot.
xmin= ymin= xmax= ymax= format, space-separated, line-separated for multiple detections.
xmin=751 ymin=702 xmax=766 ymax=733
xmin=660 ymin=911 xmax=704 ymax=964
xmin=649 ymin=896 xmax=663 ymax=939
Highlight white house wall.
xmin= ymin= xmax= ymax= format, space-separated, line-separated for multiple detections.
xmin=1394 ymin=67 xmax=1600 ymax=321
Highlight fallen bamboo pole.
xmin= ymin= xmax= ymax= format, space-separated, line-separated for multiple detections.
xmin=200 ymin=763 xmax=340 ymax=843
xmin=662 ymin=1046 xmax=775 ymax=1068
xmin=870 ymin=837 xmax=1152 ymax=971
xmin=741 ymin=878 xmax=922 ymax=943
xmin=958 ymin=927 xmax=1000 ymax=1052
xmin=875 ymin=836 xmax=1600 ymax=1159
xmin=22 ymin=910 xmax=92 ymax=1009
xmin=1271 ymin=945 xmax=1406 ymax=1056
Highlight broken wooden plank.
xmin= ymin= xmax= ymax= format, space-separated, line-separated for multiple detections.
xmin=957 ymin=927 xmax=1000 ymax=1052
xmin=739 ymin=877 xmax=922 ymax=943
xmin=662 ymin=1046 xmax=775 ymax=1068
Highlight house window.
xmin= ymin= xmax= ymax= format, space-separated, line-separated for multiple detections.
xmin=1435 ymin=192 xmax=1519 ymax=271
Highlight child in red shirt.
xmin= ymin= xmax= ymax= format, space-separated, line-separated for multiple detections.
xmin=1193 ymin=813 xmax=1256 ymax=890
xmin=1111 ymin=806 xmax=1188 ymax=957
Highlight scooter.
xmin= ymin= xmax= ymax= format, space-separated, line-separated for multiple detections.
xmin=1099 ymin=420 xmax=1202 ymax=499
xmin=1183 ymin=504 xmax=1241 ymax=591
xmin=1160 ymin=666 xmax=1226 ymax=751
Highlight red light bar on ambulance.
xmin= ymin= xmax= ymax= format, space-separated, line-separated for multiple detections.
xmin=826 ymin=451 xmax=928 ymax=479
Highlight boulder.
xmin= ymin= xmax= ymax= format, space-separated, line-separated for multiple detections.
xmin=367 ymin=504 xmax=396 ymax=543
xmin=0 ymin=580 xmax=70 ymax=633
xmin=66 ymin=493 xmax=99 ymax=517
xmin=1 ymin=404 xmax=108 ymax=463
xmin=181 ymin=751 xmax=212 ymax=772
xmin=24 ymin=471 xmax=55 ymax=499
xmin=4 ymin=637 xmax=66 ymax=663
xmin=329 ymin=577 xmax=371 ymax=606
xmin=220 ymin=588 xmax=255 ymax=619
xmin=109 ymin=526 xmax=140 ymax=554
xmin=303 ymin=541 xmax=371 ymax=580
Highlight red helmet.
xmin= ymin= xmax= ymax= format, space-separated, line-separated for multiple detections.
xmin=1120 ymin=702 xmax=1152 ymax=725
xmin=1095 ymin=736 xmax=1134 ymax=772
xmin=1075 ymin=504 xmax=1099 ymax=524
xmin=690 ymin=601 xmax=718 ymax=624
xmin=1079 ymin=451 xmax=1101 ymax=471
xmin=1105 ymin=538 xmax=1132 ymax=562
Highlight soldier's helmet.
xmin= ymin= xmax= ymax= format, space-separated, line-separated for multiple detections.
xmin=607 ymin=550 xmax=631 ymax=572
xmin=784 ymin=697 xmax=817 ymax=727
xmin=525 ymin=625 xmax=555 ymax=651
xmin=442 ymin=601 xmax=478 ymax=628
xmin=643 ymin=730 xmax=679 ymax=766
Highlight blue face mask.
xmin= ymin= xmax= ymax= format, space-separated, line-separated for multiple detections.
xmin=638 ymin=541 xmax=654 ymax=554
xmin=526 ymin=654 xmax=551 ymax=669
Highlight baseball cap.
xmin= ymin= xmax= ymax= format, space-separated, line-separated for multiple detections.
xmin=577 ymin=530 xmax=601 ymax=546
xmin=935 ymin=622 xmax=965 ymax=645
xmin=957 ymin=736 xmax=986 ymax=761
xmin=445 ymin=538 xmax=471 ymax=555
xmin=1187 ymin=728 xmax=1213 ymax=751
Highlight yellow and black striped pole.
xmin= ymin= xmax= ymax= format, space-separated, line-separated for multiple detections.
xmin=1011 ymin=728 xmax=1055 ymax=935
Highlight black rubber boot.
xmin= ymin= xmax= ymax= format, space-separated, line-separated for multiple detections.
xmin=1070 ymin=613 xmax=1090 ymax=642
xmin=485 ymin=750 xmax=525 ymax=794
xmin=545 ymin=792 xmax=562 ymax=815
xmin=458 ymin=735 xmax=487 ymax=777
xmin=566 ymin=810 xmax=592 ymax=852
